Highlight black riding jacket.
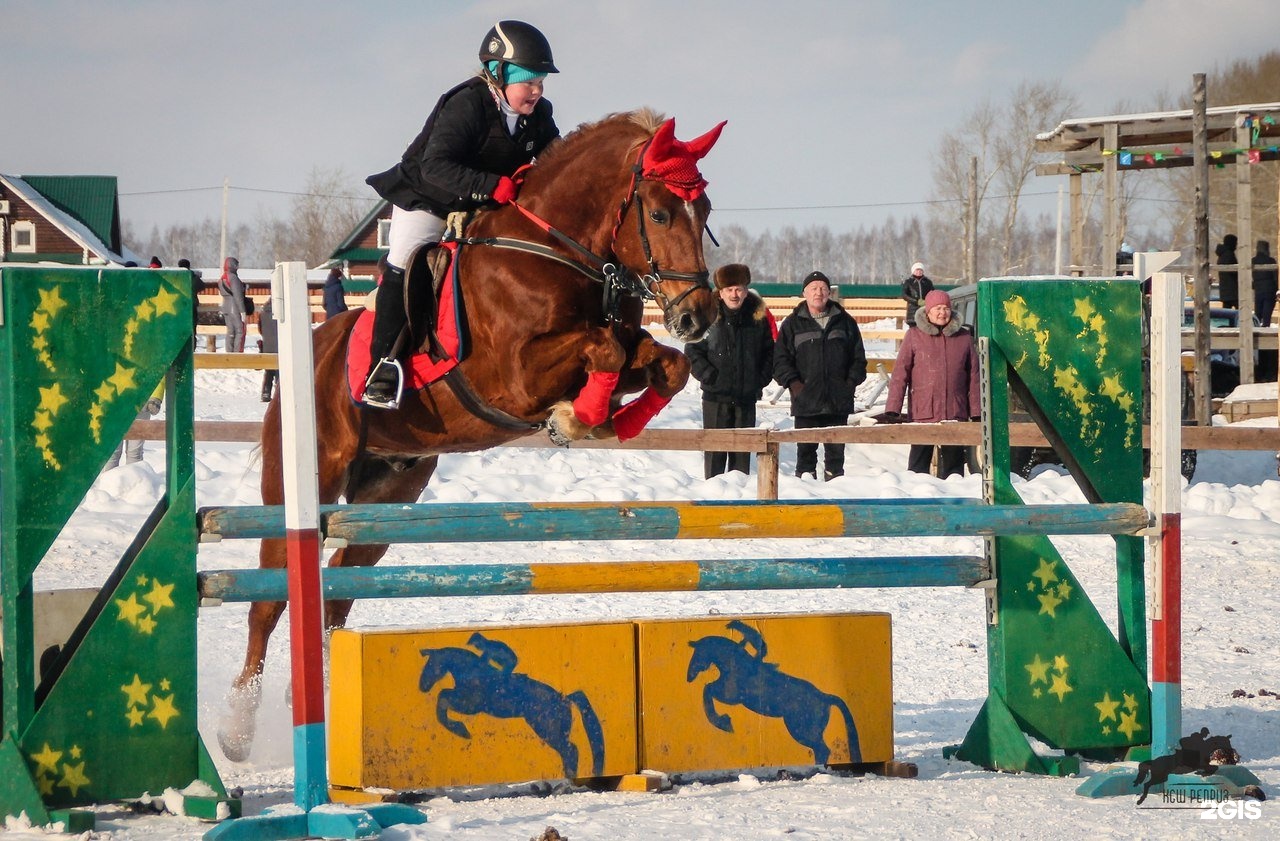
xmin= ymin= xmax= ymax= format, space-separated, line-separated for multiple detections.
xmin=367 ymin=77 xmax=559 ymax=216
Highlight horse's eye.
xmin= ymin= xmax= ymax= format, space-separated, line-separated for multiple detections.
xmin=649 ymin=209 xmax=670 ymax=225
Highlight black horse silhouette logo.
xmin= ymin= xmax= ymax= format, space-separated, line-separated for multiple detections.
xmin=418 ymin=632 xmax=605 ymax=778
xmin=686 ymin=619 xmax=862 ymax=764
xmin=1133 ymin=728 xmax=1240 ymax=805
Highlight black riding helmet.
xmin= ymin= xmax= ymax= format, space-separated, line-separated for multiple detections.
xmin=480 ymin=20 xmax=558 ymax=87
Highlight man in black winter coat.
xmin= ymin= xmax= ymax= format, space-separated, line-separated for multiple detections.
xmin=686 ymin=264 xmax=775 ymax=479
xmin=773 ymin=271 xmax=867 ymax=481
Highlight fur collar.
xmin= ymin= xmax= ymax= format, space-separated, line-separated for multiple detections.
xmin=913 ymin=307 xmax=963 ymax=336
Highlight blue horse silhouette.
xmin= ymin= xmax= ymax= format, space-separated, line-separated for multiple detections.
xmin=686 ymin=620 xmax=861 ymax=764
xmin=418 ymin=632 xmax=605 ymax=778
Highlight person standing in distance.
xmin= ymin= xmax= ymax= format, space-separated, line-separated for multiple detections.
xmin=884 ymin=289 xmax=980 ymax=478
xmin=773 ymin=271 xmax=867 ymax=481
xmin=362 ymin=20 xmax=561 ymax=408
xmin=686 ymin=264 xmax=775 ymax=479
xmin=901 ymin=261 xmax=934 ymax=327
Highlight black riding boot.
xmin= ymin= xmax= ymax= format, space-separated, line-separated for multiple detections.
xmin=364 ymin=266 xmax=408 ymax=408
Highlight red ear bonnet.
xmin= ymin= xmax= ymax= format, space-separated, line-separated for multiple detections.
xmin=640 ymin=118 xmax=727 ymax=201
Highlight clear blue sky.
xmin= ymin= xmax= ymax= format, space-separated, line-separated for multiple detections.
xmin=8 ymin=0 xmax=1278 ymax=239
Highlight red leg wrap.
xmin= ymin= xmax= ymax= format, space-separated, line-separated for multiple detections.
xmin=572 ymin=371 xmax=620 ymax=427
xmin=611 ymin=388 xmax=672 ymax=442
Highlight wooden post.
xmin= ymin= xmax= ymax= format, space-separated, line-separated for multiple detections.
xmin=757 ymin=441 xmax=779 ymax=501
xmin=1070 ymin=172 xmax=1084 ymax=277
xmin=1104 ymin=123 xmax=1119 ymax=276
xmin=1192 ymin=73 xmax=1212 ymax=426
xmin=1237 ymin=121 xmax=1255 ymax=384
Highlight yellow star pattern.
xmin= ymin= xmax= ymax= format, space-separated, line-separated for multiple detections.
xmin=126 ymin=707 xmax=146 ymax=727
xmin=1117 ymin=710 xmax=1144 ymax=740
xmin=30 ymin=743 xmax=63 ymax=776
xmin=38 ymin=776 xmax=55 ymax=796
xmin=1100 ymin=374 xmax=1124 ymax=402
xmin=1055 ymin=581 xmax=1073 ymax=600
xmin=38 ymin=383 xmax=69 ymax=416
xmin=144 ymin=579 xmax=175 ymax=613
xmin=1053 ymin=655 xmax=1069 ymax=673
xmin=1072 ymin=297 xmax=1096 ymax=324
xmin=107 ymin=362 xmax=138 ymax=395
xmin=57 ymin=761 xmax=91 ymax=797
xmin=137 ymin=614 xmax=157 ymax=634
xmin=1037 ymin=590 xmax=1063 ymax=617
xmin=1095 ymin=692 xmax=1121 ymax=722
xmin=1032 ymin=559 xmax=1058 ymax=588
xmin=37 ymin=286 xmax=68 ymax=317
xmin=151 ymin=287 xmax=180 ymax=316
xmin=121 ymin=674 xmax=153 ymax=707
xmin=149 ymin=694 xmax=180 ymax=729
xmin=1003 ymin=296 xmax=1030 ymax=329
xmin=1123 ymin=691 xmax=1141 ymax=713
xmin=1049 ymin=673 xmax=1073 ymax=701
xmin=115 ymin=593 xmax=147 ymax=626
xmin=1025 ymin=654 xmax=1051 ymax=685
xmin=30 ymin=310 xmax=51 ymax=332
xmin=160 ymin=678 xmax=171 ymax=691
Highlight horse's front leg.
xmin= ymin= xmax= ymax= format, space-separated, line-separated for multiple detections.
xmin=704 ymin=682 xmax=734 ymax=733
xmin=597 ymin=331 xmax=691 ymax=441
xmin=546 ymin=327 xmax=627 ymax=446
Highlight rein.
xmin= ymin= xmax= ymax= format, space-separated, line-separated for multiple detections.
xmin=453 ymin=138 xmax=711 ymax=323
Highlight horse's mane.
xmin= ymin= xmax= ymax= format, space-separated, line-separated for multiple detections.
xmin=535 ymin=107 xmax=667 ymax=170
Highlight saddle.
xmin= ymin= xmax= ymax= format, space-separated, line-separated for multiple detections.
xmin=347 ymin=241 xmax=467 ymax=403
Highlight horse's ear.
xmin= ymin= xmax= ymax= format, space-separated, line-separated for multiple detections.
xmin=649 ymin=118 xmax=677 ymax=158
xmin=685 ymin=120 xmax=728 ymax=161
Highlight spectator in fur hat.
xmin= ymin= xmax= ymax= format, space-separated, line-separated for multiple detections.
xmin=685 ymin=264 xmax=776 ymax=479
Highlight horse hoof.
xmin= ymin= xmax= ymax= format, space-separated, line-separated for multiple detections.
xmin=546 ymin=401 xmax=590 ymax=447
xmin=587 ymin=422 xmax=617 ymax=441
xmin=218 ymin=682 xmax=262 ymax=763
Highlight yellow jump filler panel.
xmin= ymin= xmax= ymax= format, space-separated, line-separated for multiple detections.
xmin=329 ymin=622 xmax=638 ymax=791
xmin=638 ymin=613 xmax=893 ymax=773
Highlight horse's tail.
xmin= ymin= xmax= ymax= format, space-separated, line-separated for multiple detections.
xmin=567 ymin=690 xmax=606 ymax=778
xmin=829 ymin=694 xmax=862 ymax=764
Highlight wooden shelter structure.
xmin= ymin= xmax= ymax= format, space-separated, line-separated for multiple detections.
xmin=1035 ymin=88 xmax=1280 ymax=423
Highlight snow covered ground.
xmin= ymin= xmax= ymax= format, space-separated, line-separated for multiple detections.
xmin=8 ymin=361 xmax=1279 ymax=839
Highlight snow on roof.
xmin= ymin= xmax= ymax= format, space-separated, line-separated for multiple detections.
xmin=0 ymin=174 xmax=129 ymax=264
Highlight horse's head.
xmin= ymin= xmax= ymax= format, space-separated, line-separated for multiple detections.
xmin=610 ymin=117 xmax=726 ymax=342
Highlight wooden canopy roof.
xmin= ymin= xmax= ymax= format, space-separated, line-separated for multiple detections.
xmin=1035 ymin=101 xmax=1280 ymax=174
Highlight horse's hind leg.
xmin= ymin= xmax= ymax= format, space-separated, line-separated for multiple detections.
xmin=321 ymin=455 xmax=439 ymax=630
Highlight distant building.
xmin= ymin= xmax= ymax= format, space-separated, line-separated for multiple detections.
xmin=323 ymin=199 xmax=390 ymax=279
xmin=0 ymin=174 xmax=133 ymax=265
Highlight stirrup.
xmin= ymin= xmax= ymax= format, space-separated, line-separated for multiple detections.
xmin=363 ymin=358 xmax=404 ymax=409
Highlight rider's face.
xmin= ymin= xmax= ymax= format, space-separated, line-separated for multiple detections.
xmin=505 ymin=79 xmax=545 ymax=115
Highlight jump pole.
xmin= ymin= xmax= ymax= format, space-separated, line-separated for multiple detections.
xmin=1147 ymin=258 xmax=1182 ymax=759
xmin=206 ymin=263 xmax=423 ymax=840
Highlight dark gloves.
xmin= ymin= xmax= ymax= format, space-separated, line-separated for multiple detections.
xmin=970 ymin=416 xmax=982 ymax=422
xmin=873 ymin=411 xmax=905 ymax=424
xmin=787 ymin=381 xmax=804 ymax=398
xmin=491 ymin=176 xmax=518 ymax=204
xmin=145 ymin=398 xmax=162 ymax=415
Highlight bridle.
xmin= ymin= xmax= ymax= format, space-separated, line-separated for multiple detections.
xmin=454 ymin=137 xmax=711 ymax=323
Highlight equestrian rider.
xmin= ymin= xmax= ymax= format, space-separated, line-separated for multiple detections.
xmin=363 ymin=20 xmax=561 ymax=408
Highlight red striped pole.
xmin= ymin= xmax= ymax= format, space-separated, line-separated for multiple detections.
xmin=272 ymin=261 xmax=329 ymax=809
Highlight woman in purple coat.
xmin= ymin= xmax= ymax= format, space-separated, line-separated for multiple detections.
xmin=885 ymin=289 xmax=980 ymax=477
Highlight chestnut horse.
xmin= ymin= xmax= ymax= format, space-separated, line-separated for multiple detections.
xmin=218 ymin=109 xmax=724 ymax=760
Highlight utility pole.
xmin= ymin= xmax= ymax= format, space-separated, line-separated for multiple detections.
xmin=219 ymin=177 xmax=229 ymax=269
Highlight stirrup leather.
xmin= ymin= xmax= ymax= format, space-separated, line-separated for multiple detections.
xmin=363 ymin=358 xmax=405 ymax=409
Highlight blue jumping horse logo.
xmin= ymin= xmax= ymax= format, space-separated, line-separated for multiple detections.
xmin=418 ymin=632 xmax=605 ymax=778
xmin=686 ymin=619 xmax=862 ymax=764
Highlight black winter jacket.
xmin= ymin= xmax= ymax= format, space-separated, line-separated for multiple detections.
xmin=686 ymin=291 xmax=775 ymax=405
xmin=773 ymin=301 xmax=867 ymax=417
xmin=901 ymin=274 xmax=935 ymax=324
xmin=367 ymin=77 xmax=559 ymax=216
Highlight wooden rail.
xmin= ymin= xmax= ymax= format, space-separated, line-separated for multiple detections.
xmin=128 ymin=419 xmax=1280 ymax=500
